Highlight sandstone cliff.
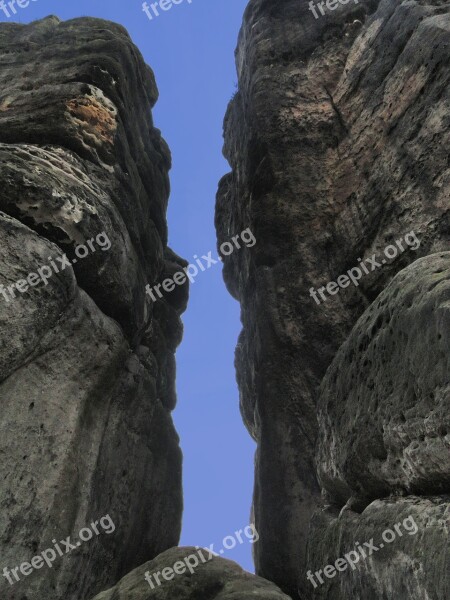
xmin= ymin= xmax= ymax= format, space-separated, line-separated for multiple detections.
xmin=0 ymin=16 xmax=187 ymax=600
xmin=1 ymin=2 xmax=449 ymax=599
xmin=216 ymin=0 xmax=449 ymax=598
xmin=0 ymin=15 xmax=296 ymax=600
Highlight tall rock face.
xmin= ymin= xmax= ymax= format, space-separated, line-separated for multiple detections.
xmin=216 ymin=0 xmax=449 ymax=598
xmin=0 ymin=17 xmax=188 ymax=600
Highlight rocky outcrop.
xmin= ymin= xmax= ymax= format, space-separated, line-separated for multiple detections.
xmin=302 ymin=252 xmax=449 ymax=599
xmin=304 ymin=495 xmax=449 ymax=600
xmin=317 ymin=253 xmax=450 ymax=506
xmin=90 ymin=547 xmax=292 ymax=600
xmin=217 ymin=0 xmax=450 ymax=597
xmin=1 ymin=3 xmax=448 ymax=599
xmin=0 ymin=16 xmax=187 ymax=600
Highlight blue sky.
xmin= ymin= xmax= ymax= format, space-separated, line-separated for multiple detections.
xmin=1 ymin=0 xmax=256 ymax=571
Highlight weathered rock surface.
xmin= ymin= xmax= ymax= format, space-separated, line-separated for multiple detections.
xmin=301 ymin=252 xmax=450 ymax=599
xmin=303 ymin=496 xmax=449 ymax=600
xmin=217 ymin=0 xmax=450 ymax=597
xmin=0 ymin=17 xmax=187 ymax=600
xmin=317 ymin=253 xmax=450 ymax=506
xmin=90 ymin=547 xmax=292 ymax=600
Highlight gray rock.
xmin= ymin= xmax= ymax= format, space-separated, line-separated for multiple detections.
xmin=0 ymin=16 xmax=186 ymax=600
xmin=90 ymin=546 xmax=292 ymax=600
xmin=303 ymin=496 xmax=449 ymax=600
xmin=317 ymin=253 xmax=450 ymax=507
xmin=217 ymin=0 xmax=450 ymax=596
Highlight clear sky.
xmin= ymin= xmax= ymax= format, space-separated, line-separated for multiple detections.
xmin=0 ymin=0 xmax=256 ymax=572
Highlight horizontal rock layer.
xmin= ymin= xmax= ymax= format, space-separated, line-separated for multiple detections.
xmin=0 ymin=16 xmax=187 ymax=600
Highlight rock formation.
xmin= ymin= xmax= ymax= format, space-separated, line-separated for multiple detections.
xmin=308 ymin=252 xmax=449 ymax=599
xmin=90 ymin=547 xmax=291 ymax=600
xmin=217 ymin=0 xmax=449 ymax=598
xmin=0 ymin=16 xmax=187 ymax=600
xmin=0 ymin=15 xmax=294 ymax=600
xmin=1 ymin=1 xmax=449 ymax=599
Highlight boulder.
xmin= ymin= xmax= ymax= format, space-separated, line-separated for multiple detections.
xmin=90 ymin=547 xmax=292 ymax=600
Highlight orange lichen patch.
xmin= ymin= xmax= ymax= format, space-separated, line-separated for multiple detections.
xmin=66 ymin=97 xmax=117 ymax=146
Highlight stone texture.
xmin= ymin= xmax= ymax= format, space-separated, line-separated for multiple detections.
xmin=90 ymin=547 xmax=292 ymax=600
xmin=303 ymin=496 xmax=449 ymax=600
xmin=0 ymin=17 xmax=187 ymax=600
xmin=317 ymin=253 xmax=450 ymax=507
xmin=301 ymin=253 xmax=450 ymax=599
xmin=217 ymin=0 xmax=450 ymax=597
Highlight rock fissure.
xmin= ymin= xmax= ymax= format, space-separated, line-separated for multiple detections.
xmin=0 ymin=4 xmax=448 ymax=600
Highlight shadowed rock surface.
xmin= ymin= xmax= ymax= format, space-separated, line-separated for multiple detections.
xmin=302 ymin=252 xmax=450 ymax=599
xmin=304 ymin=495 xmax=449 ymax=600
xmin=0 ymin=16 xmax=187 ymax=600
xmin=90 ymin=547 xmax=292 ymax=600
xmin=317 ymin=253 xmax=450 ymax=506
xmin=1 ymin=3 xmax=449 ymax=600
xmin=216 ymin=0 xmax=449 ymax=597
